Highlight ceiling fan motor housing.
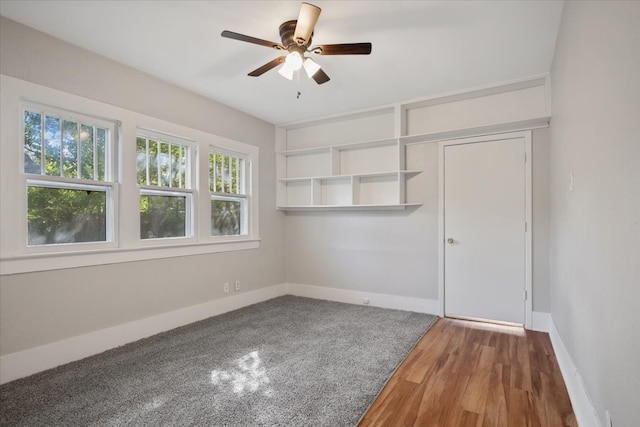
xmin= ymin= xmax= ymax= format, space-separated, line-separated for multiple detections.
xmin=279 ymin=20 xmax=312 ymax=50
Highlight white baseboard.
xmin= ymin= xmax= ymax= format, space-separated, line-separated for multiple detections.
xmin=548 ymin=317 xmax=601 ymax=427
xmin=531 ymin=311 xmax=552 ymax=332
xmin=1 ymin=284 xmax=598 ymax=427
xmin=0 ymin=283 xmax=289 ymax=385
xmin=0 ymin=283 xmax=436 ymax=385
xmin=285 ymin=283 xmax=439 ymax=315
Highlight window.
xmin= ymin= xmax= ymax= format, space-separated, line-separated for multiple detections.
xmin=23 ymin=105 xmax=115 ymax=246
xmin=3 ymin=76 xmax=259 ymax=274
xmin=136 ymin=130 xmax=193 ymax=240
xmin=209 ymin=149 xmax=249 ymax=236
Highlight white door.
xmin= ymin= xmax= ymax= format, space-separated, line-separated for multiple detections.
xmin=444 ymin=137 xmax=526 ymax=324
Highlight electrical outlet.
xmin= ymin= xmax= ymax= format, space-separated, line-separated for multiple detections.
xmin=235 ymin=280 xmax=240 ymax=291
xmin=363 ymin=297 xmax=370 ymax=305
xmin=605 ymin=410 xmax=612 ymax=427
xmin=223 ymin=282 xmax=229 ymax=293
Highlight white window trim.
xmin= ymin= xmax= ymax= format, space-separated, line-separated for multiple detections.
xmin=136 ymin=128 xmax=197 ymax=244
xmin=209 ymin=146 xmax=252 ymax=238
xmin=19 ymin=101 xmax=119 ymax=253
xmin=24 ymin=178 xmax=118 ymax=252
xmin=0 ymin=75 xmax=260 ymax=276
xmin=203 ymin=143 xmax=259 ymax=243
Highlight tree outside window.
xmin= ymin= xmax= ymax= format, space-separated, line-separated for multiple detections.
xmin=209 ymin=150 xmax=248 ymax=236
xmin=23 ymin=108 xmax=113 ymax=246
xmin=136 ymin=133 xmax=192 ymax=240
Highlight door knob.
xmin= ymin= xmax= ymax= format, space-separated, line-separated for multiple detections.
xmin=447 ymin=238 xmax=454 ymax=244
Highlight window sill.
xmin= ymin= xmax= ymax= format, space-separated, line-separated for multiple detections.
xmin=0 ymin=239 xmax=260 ymax=275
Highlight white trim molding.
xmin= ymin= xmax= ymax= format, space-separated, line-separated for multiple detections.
xmin=549 ymin=318 xmax=601 ymax=427
xmin=0 ymin=284 xmax=288 ymax=384
xmin=0 ymin=283 xmax=438 ymax=384
xmin=286 ymin=283 xmax=439 ymax=315
xmin=530 ymin=311 xmax=552 ymax=332
xmin=437 ymin=131 xmax=534 ymax=328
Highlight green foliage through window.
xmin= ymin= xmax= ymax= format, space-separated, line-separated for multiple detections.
xmin=136 ymin=136 xmax=187 ymax=188
xmin=24 ymin=110 xmax=107 ymax=180
xmin=23 ymin=106 xmax=112 ymax=247
xmin=27 ymin=186 xmax=107 ymax=245
xmin=209 ymin=151 xmax=247 ymax=236
xmin=211 ymin=198 xmax=243 ymax=236
xmin=140 ymin=194 xmax=187 ymax=239
xmin=137 ymin=132 xmax=191 ymax=240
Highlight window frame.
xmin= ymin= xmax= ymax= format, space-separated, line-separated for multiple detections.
xmin=209 ymin=146 xmax=251 ymax=239
xmin=0 ymin=76 xmax=260 ymax=275
xmin=20 ymin=101 xmax=119 ymax=253
xmin=136 ymin=128 xmax=196 ymax=244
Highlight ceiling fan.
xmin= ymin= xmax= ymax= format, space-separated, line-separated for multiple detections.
xmin=221 ymin=2 xmax=372 ymax=85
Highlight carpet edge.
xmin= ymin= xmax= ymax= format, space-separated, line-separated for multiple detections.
xmin=354 ymin=316 xmax=440 ymax=426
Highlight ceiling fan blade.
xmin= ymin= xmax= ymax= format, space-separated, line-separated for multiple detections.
xmin=315 ymin=43 xmax=372 ymax=55
xmin=293 ymin=2 xmax=321 ymax=46
xmin=312 ymin=68 xmax=330 ymax=85
xmin=248 ymin=56 xmax=286 ymax=77
xmin=221 ymin=30 xmax=284 ymax=50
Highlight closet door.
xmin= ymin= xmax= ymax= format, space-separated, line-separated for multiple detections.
xmin=444 ymin=136 xmax=526 ymax=324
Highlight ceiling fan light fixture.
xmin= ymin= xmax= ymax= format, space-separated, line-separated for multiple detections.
xmin=285 ymin=51 xmax=303 ymax=71
xmin=277 ymin=63 xmax=294 ymax=80
xmin=303 ymin=57 xmax=321 ymax=78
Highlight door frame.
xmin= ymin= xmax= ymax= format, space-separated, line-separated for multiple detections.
xmin=437 ymin=131 xmax=533 ymax=329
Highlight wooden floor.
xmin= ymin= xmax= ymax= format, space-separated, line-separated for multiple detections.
xmin=359 ymin=318 xmax=577 ymax=427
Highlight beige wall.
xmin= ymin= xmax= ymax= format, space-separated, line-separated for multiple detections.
xmin=549 ymin=2 xmax=640 ymax=425
xmin=285 ymin=130 xmax=551 ymax=311
xmin=0 ymin=17 xmax=285 ymax=356
xmin=532 ymin=127 xmax=551 ymax=312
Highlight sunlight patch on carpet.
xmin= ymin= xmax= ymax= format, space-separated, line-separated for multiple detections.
xmin=211 ymin=350 xmax=273 ymax=397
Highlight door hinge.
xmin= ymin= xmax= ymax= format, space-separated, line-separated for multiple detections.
xmin=524 ymin=152 xmax=527 ymax=163
xmin=525 ymin=222 xmax=528 ymax=232
xmin=525 ymin=290 xmax=528 ymax=300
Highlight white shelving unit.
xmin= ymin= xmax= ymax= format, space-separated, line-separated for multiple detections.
xmin=275 ymin=75 xmax=551 ymax=211
xmin=276 ymin=138 xmax=422 ymax=210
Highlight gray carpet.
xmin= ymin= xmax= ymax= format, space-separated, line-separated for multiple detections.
xmin=0 ymin=296 xmax=437 ymax=426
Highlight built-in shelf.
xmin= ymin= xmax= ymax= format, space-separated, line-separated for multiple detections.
xmin=399 ymin=116 xmax=551 ymax=145
xmin=276 ymin=75 xmax=551 ymax=211
xmin=276 ymin=203 xmax=423 ymax=211
xmin=276 ymin=137 xmax=423 ymax=210
xmin=277 ymin=170 xmax=422 ymax=183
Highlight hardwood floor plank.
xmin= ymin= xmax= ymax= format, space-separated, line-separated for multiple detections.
xmin=359 ymin=318 xmax=577 ymax=427
xmin=479 ymin=363 xmax=508 ymax=427
xmin=460 ymin=345 xmax=494 ymax=414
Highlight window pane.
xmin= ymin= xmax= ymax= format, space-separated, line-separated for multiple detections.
xmin=209 ymin=153 xmax=215 ymax=192
xmin=96 ymin=127 xmax=106 ymax=181
xmin=27 ymin=186 xmax=107 ymax=245
xmin=148 ymin=139 xmax=159 ymax=186
xmin=80 ymin=125 xmax=94 ymax=180
xmin=136 ymin=137 xmax=147 ymax=185
xmin=140 ymin=194 xmax=186 ymax=239
xmin=224 ymin=155 xmax=231 ymax=193
xmin=211 ymin=198 xmax=242 ymax=236
xmin=159 ymin=141 xmax=170 ymax=186
xmin=215 ymin=154 xmax=223 ymax=192
xmin=24 ymin=111 xmax=42 ymax=174
xmin=171 ymin=144 xmax=184 ymax=188
xmin=62 ymin=120 xmax=78 ymax=178
xmin=44 ymin=115 xmax=61 ymax=176
xmin=231 ymin=157 xmax=238 ymax=193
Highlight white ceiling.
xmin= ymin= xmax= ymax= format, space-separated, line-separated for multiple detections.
xmin=0 ymin=0 xmax=563 ymax=125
